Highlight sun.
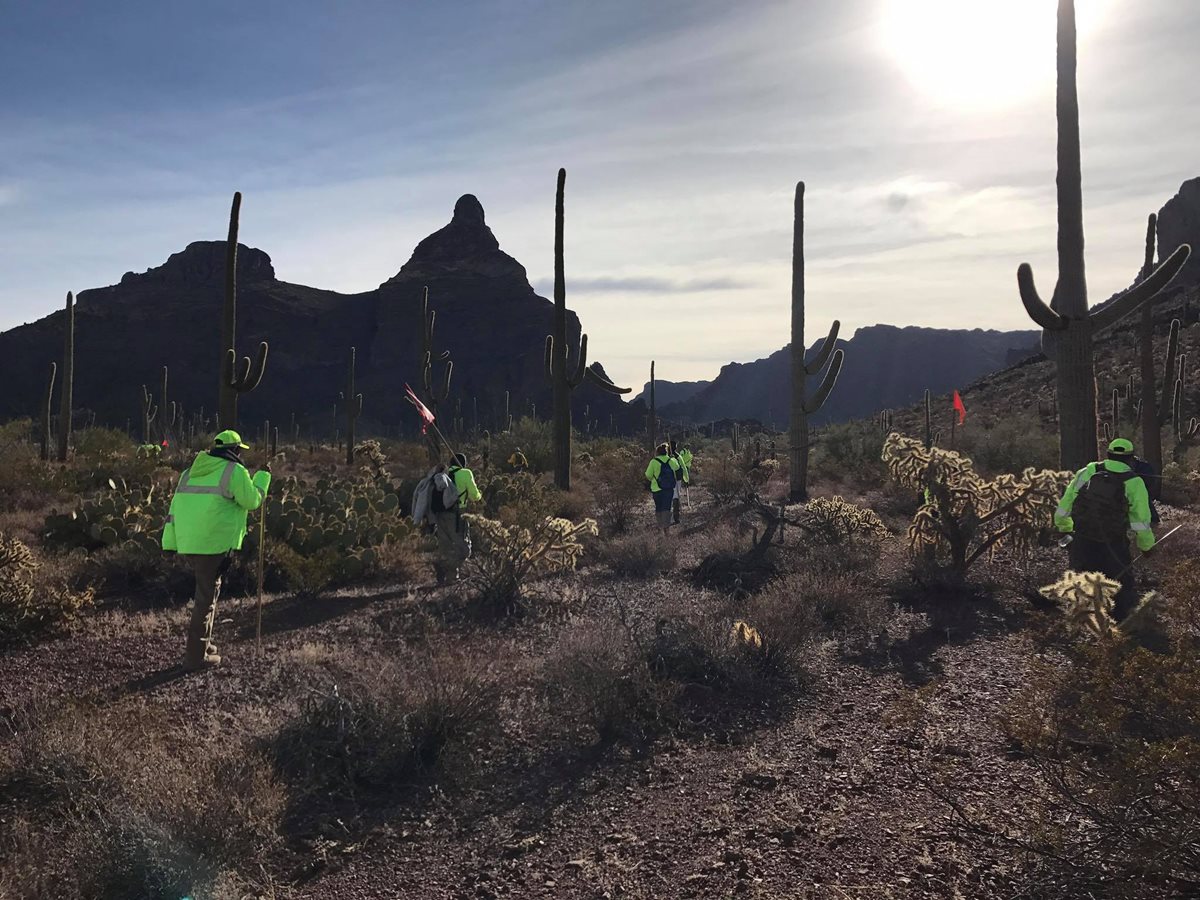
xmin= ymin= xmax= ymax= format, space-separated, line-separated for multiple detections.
xmin=879 ymin=0 xmax=1113 ymax=109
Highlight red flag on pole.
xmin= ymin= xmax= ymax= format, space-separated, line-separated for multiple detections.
xmin=403 ymin=383 xmax=436 ymax=434
xmin=952 ymin=390 xmax=966 ymax=425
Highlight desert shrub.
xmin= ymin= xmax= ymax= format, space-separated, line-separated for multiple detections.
xmin=491 ymin=417 xmax=555 ymax=473
xmin=595 ymin=533 xmax=677 ymax=577
xmin=0 ymin=535 xmax=94 ymax=639
xmin=883 ymin=433 xmax=1068 ymax=579
xmin=464 ymin=512 xmax=598 ymax=615
xmin=707 ymin=453 xmax=751 ymax=505
xmin=754 ymin=572 xmax=890 ymax=640
xmin=270 ymin=656 xmax=497 ymax=792
xmin=955 ymin=414 xmax=1059 ymax=477
xmin=481 ymin=471 xmax=557 ymax=525
xmin=1160 ymin=461 xmax=1200 ymax=508
xmin=0 ymin=700 xmax=284 ymax=899
xmin=1003 ymin=637 xmax=1200 ymax=893
xmin=790 ymin=495 xmax=888 ymax=546
xmin=73 ymin=426 xmax=135 ymax=461
xmin=545 ymin=618 xmax=674 ymax=747
xmin=808 ymin=419 xmax=887 ymax=488
xmin=583 ymin=448 xmax=646 ymax=535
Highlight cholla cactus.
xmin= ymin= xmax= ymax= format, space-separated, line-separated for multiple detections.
xmin=791 ymin=495 xmax=888 ymax=545
xmin=1039 ymin=571 xmax=1158 ymax=640
xmin=464 ymin=512 xmax=598 ymax=613
xmin=883 ymin=433 xmax=1068 ymax=576
xmin=0 ymin=534 xmax=36 ymax=609
xmin=731 ymin=619 xmax=763 ymax=649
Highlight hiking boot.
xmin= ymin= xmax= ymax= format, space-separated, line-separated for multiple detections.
xmin=183 ymin=654 xmax=221 ymax=672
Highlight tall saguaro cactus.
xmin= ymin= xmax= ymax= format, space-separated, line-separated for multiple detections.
xmin=544 ymin=168 xmax=631 ymax=490
xmin=56 ymin=291 xmax=75 ymax=462
xmin=1017 ymin=0 xmax=1189 ymax=470
xmin=419 ymin=286 xmax=453 ymax=416
xmin=140 ymin=386 xmax=158 ymax=444
xmin=345 ymin=346 xmax=363 ymax=466
xmin=41 ymin=362 xmax=56 ymax=462
xmin=1136 ymin=214 xmax=1180 ymax=474
xmin=218 ymin=192 xmax=269 ymax=429
xmin=789 ymin=182 xmax=845 ymax=502
xmin=648 ymin=360 xmax=657 ymax=451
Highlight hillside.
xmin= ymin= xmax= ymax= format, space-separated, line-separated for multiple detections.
xmin=0 ymin=195 xmax=633 ymax=437
xmin=662 ymin=325 xmax=1038 ymax=428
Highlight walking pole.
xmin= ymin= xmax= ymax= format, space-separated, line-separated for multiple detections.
xmin=1113 ymin=523 xmax=1184 ymax=580
xmin=256 ymin=505 xmax=266 ymax=654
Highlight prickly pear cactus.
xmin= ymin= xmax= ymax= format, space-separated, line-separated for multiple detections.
xmin=43 ymin=482 xmax=168 ymax=553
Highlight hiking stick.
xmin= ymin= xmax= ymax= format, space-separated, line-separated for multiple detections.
xmin=1114 ymin=523 xmax=1184 ymax=580
xmin=255 ymin=505 xmax=266 ymax=653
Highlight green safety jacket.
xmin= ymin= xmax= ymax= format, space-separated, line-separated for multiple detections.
xmin=1054 ymin=459 xmax=1155 ymax=552
xmin=676 ymin=450 xmax=692 ymax=485
xmin=161 ymin=451 xmax=272 ymax=555
xmin=644 ymin=454 xmax=681 ymax=493
xmin=450 ymin=466 xmax=483 ymax=506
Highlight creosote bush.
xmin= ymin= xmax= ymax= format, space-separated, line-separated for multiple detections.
xmin=0 ymin=699 xmax=284 ymax=899
xmin=595 ymin=532 xmax=677 ymax=577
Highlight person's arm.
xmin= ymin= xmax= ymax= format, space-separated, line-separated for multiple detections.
xmin=461 ymin=469 xmax=483 ymax=503
xmin=1126 ymin=478 xmax=1155 ymax=551
xmin=1054 ymin=463 xmax=1094 ymax=531
xmin=230 ymin=464 xmax=271 ymax=511
xmin=645 ymin=459 xmax=660 ymax=491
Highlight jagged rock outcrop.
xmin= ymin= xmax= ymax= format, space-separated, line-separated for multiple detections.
xmin=0 ymin=196 xmax=631 ymax=437
xmin=633 ymin=379 xmax=710 ymax=408
xmin=1158 ymin=178 xmax=1200 ymax=288
xmin=662 ymin=325 xmax=1039 ymax=427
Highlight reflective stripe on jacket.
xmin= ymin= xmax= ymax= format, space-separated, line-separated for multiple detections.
xmin=1055 ymin=459 xmax=1155 ymax=551
xmin=161 ymin=451 xmax=272 ymax=554
xmin=644 ymin=455 xmax=680 ymax=493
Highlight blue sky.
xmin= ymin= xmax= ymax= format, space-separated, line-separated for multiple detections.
xmin=2 ymin=0 xmax=1198 ymax=390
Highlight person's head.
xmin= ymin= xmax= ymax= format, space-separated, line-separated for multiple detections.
xmin=1107 ymin=437 xmax=1135 ymax=462
xmin=452 ymin=452 xmax=468 ymax=468
xmin=211 ymin=429 xmax=249 ymax=459
xmin=656 ymin=442 xmax=669 ymax=456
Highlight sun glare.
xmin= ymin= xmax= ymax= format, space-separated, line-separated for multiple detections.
xmin=880 ymin=0 xmax=1113 ymax=109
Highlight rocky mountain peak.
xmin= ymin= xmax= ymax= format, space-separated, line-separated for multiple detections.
xmin=119 ymin=241 xmax=275 ymax=288
xmin=385 ymin=194 xmax=527 ymax=285
xmin=1158 ymin=177 xmax=1200 ymax=287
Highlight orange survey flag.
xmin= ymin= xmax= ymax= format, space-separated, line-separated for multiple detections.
xmin=952 ymin=390 xmax=966 ymax=425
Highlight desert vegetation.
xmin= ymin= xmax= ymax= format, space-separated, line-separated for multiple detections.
xmin=3 ymin=2 xmax=1200 ymax=898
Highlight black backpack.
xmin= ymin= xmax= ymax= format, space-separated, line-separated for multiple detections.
xmin=1073 ymin=467 xmax=1135 ymax=541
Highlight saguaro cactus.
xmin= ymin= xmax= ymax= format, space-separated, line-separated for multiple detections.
xmin=648 ymin=360 xmax=657 ymax=451
xmin=344 ymin=346 xmax=363 ymax=465
xmin=56 ymin=291 xmax=74 ymax=462
xmin=789 ymin=182 xmax=845 ymax=502
xmin=419 ymin=287 xmax=453 ymax=416
xmin=544 ymin=168 xmax=631 ymax=490
xmin=140 ymin=385 xmax=158 ymax=444
xmin=218 ymin=192 xmax=269 ymax=429
xmin=40 ymin=362 xmax=56 ymax=462
xmin=1136 ymin=215 xmax=1181 ymax=474
xmin=1017 ymin=0 xmax=1189 ymax=470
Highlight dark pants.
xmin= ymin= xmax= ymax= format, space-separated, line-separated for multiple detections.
xmin=1069 ymin=536 xmax=1137 ymax=620
xmin=182 ymin=553 xmax=231 ymax=667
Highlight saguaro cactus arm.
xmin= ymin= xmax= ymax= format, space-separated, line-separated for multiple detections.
xmin=803 ymin=349 xmax=844 ymax=415
xmin=585 ymin=365 xmax=631 ymax=394
xmin=1091 ymin=244 xmax=1191 ymax=332
xmin=225 ymin=343 xmax=270 ymax=393
xmin=805 ymin=320 xmax=841 ymax=375
xmin=1017 ymin=265 xmax=1068 ymax=331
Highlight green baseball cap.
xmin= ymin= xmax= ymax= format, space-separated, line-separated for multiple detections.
xmin=213 ymin=429 xmax=249 ymax=449
xmin=1108 ymin=438 xmax=1134 ymax=455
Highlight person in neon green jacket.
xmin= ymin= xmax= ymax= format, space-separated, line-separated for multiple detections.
xmin=1054 ymin=437 xmax=1154 ymax=619
xmin=162 ymin=429 xmax=272 ymax=670
xmin=645 ymin=444 xmax=681 ymax=535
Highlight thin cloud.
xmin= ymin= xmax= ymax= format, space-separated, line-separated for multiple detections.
xmin=532 ymin=275 xmax=753 ymax=295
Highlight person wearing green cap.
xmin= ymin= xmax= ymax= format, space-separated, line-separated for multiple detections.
xmin=1054 ymin=437 xmax=1154 ymax=619
xmin=162 ymin=430 xmax=272 ymax=670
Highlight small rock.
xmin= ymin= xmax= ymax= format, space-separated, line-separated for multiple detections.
xmin=741 ymin=772 xmax=779 ymax=790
